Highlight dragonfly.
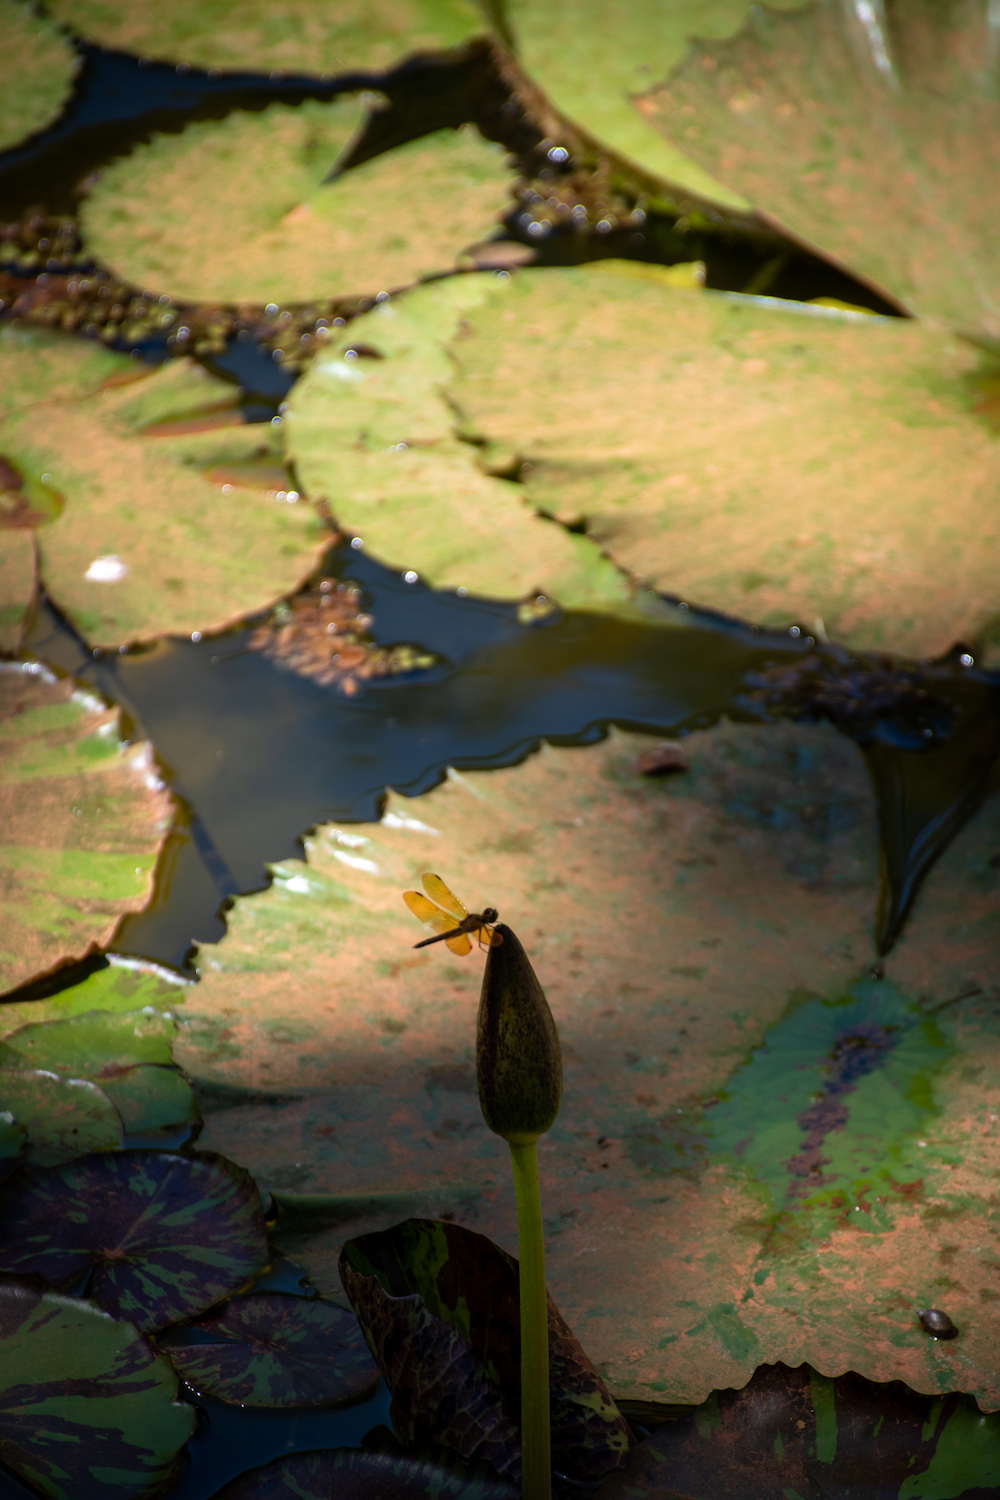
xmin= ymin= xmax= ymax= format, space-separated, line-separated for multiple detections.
xmin=403 ymin=873 xmax=503 ymax=955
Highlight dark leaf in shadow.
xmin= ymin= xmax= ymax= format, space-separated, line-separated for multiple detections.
xmin=211 ymin=1443 xmax=520 ymax=1499
xmin=0 ymin=1114 xmax=25 ymax=1187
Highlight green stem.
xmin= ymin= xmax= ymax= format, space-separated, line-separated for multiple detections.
xmin=509 ymin=1138 xmax=551 ymax=1500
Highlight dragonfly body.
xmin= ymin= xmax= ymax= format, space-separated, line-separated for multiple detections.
xmin=403 ymin=873 xmax=502 ymax=955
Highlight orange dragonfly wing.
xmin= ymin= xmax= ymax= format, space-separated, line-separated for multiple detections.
xmin=421 ymin=873 xmax=468 ymax=922
xmin=468 ymin=921 xmax=502 ymax=948
xmin=403 ymin=890 xmax=456 ymax=933
xmin=444 ymin=930 xmax=473 ymax=956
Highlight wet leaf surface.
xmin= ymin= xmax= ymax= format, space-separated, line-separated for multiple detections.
xmin=642 ymin=0 xmax=1000 ymax=337
xmin=179 ymin=722 xmax=1000 ymax=1405
xmin=341 ymin=1217 xmax=632 ymax=1483
xmin=0 ymin=666 xmax=173 ymax=996
xmin=160 ymin=1291 xmax=380 ymax=1407
xmin=0 ymin=1067 xmax=123 ymax=1165
xmin=600 ymin=1360 xmax=1000 ymax=1499
xmin=0 ymin=1149 xmax=268 ymax=1330
xmin=47 ymin=0 xmax=483 ymax=75
xmin=0 ymin=1276 xmax=196 ymax=1500
xmin=0 ymin=345 xmax=329 ymax=647
xmin=0 ymin=0 xmax=80 ymax=155
xmin=213 ymin=1444 xmax=519 ymax=1500
xmin=83 ymin=103 xmax=515 ymax=305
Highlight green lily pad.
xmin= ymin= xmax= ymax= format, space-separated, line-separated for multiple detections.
xmin=0 ymin=1276 xmax=196 ymax=1500
xmin=213 ymin=1445 xmax=519 ymax=1500
xmin=0 ymin=342 xmax=328 ymax=647
xmin=180 ymin=721 xmax=1000 ymax=1408
xmin=82 ymin=102 xmax=515 ymax=305
xmin=0 ymin=1113 xmax=26 ymax=1185
xmin=160 ymin=1291 xmax=380 ymax=1407
xmin=0 ymin=666 xmax=173 ymax=997
xmin=0 ymin=531 xmax=35 ymax=654
xmin=46 ymin=0 xmax=482 ymax=74
xmin=0 ymin=961 xmax=187 ymax=1037
xmin=0 ymin=1149 xmax=269 ymax=1330
xmin=0 ymin=1067 xmax=123 ymax=1166
xmin=341 ymin=1218 xmax=633 ymax=1484
xmin=641 ymin=0 xmax=1000 ymax=336
xmin=0 ymin=0 xmax=80 ymax=156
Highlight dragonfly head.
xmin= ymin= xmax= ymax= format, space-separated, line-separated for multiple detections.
xmin=482 ymin=907 xmax=499 ymax=923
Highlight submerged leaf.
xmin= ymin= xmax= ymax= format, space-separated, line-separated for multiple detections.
xmin=83 ymin=104 xmax=515 ymax=305
xmin=160 ymin=1292 xmax=380 ymax=1407
xmin=0 ymin=0 xmax=79 ymax=155
xmin=0 ymin=1067 xmax=123 ymax=1165
xmin=340 ymin=1217 xmax=632 ymax=1484
xmin=213 ymin=1445 xmax=519 ymax=1500
xmin=0 ymin=1149 xmax=268 ymax=1330
xmin=0 ymin=1277 xmax=196 ymax=1500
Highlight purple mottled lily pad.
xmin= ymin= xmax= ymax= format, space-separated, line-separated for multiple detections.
xmin=160 ymin=1292 xmax=380 ymax=1408
xmin=339 ymin=1218 xmax=633 ymax=1486
xmin=0 ymin=1149 xmax=268 ymax=1330
xmin=0 ymin=1276 xmax=196 ymax=1500
xmin=213 ymin=1445 xmax=519 ymax=1499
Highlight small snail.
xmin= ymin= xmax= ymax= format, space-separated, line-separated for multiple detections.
xmin=918 ymin=1308 xmax=959 ymax=1340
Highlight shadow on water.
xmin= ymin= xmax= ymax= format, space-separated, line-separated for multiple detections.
xmin=21 ymin=543 xmax=1000 ymax=980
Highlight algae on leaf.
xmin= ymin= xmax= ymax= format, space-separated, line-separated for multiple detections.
xmin=642 ymin=0 xmax=1000 ymax=336
xmin=47 ymin=0 xmax=483 ymax=75
xmin=82 ymin=100 xmax=514 ymax=304
xmin=0 ymin=667 xmax=173 ymax=996
xmin=0 ymin=0 xmax=79 ymax=155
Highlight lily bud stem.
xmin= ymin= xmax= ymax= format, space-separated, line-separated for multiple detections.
xmin=510 ymin=1138 xmax=551 ymax=1500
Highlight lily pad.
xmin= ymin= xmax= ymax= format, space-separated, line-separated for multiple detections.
xmin=0 ymin=1114 xmax=26 ymax=1185
xmin=83 ymin=103 xmax=515 ymax=305
xmin=0 ymin=1068 xmax=123 ymax=1166
xmin=341 ymin=1217 xmax=633 ymax=1484
xmin=600 ymin=1361 xmax=1000 ymax=1499
xmin=0 ymin=960 xmax=187 ymax=1037
xmin=0 ymin=0 xmax=80 ymax=156
xmin=213 ymin=1445 xmax=519 ymax=1500
xmin=160 ymin=1291 xmax=380 ymax=1407
xmin=0 ymin=665 xmax=173 ymax=996
xmin=180 ymin=721 xmax=1000 ymax=1407
xmin=46 ymin=0 xmax=483 ymax=74
xmin=0 ymin=1149 xmax=268 ymax=1330
xmin=0 ymin=531 xmax=35 ymax=653
xmin=0 ymin=342 xmax=328 ymax=647
xmin=0 ymin=1277 xmax=196 ymax=1500
xmin=641 ymin=0 xmax=1000 ymax=336
xmin=442 ymin=265 xmax=1000 ymax=656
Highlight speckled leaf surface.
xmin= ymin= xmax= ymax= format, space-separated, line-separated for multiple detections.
xmin=0 ymin=666 xmax=173 ymax=996
xmin=0 ymin=1068 xmax=123 ymax=1165
xmin=213 ymin=1445 xmax=519 ymax=1500
xmin=0 ymin=530 xmax=35 ymax=654
xmin=0 ymin=0 xmax=79 ymax=155
xmin=161 ymin=1291 xmax=379 ymax=1407
xmin=0 ymin=1149 xmax=268 ymax=1330
xmin=445 ymin=265 xmax=1000 ymax=656
xmin=179 ymin=722 xmax=1000 ymax=1407
xmin=643 ymin=0 xmax=1000 ymax=337
xmin=83 ymin=103 xmax=515 ymax=305
xmin=601 ymin=1361 xmax=1000 ymax=1499
xmin=0 ymin=1277 xmax=195 ymax=1500
xmin=0 ymin=342 xmax=328 ymax=647
xmin=47 ymin=0 xmax=483 ymax=74
xmin=285 ymin=275 xmax=632 ymax=613
xmin=341 ymin=1218 xmax=632 ymax=1483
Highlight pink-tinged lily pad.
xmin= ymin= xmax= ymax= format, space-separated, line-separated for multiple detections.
xmin=213 ymin=1444 xmax=519 ymax=1500
xmin=0 ymin=1067 xmax=123 ymax=1166
xmin=161 ymin=1292 xmax=380 ymax=1408
xmin=0 ymin=1149 xmax=268 ymax=1331
xmin=0 ymin=1276 xmax=196 ymax=1500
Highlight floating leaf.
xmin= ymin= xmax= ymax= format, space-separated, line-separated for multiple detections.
xmin=213 ymin=1445 xmax=519 ymax=1500
xmin=0 ymin=1149 xmax=268 ymax=1330
xmin=46 ymin=0 xmax=483 ymax=74
xmin=0 ymin=961 xmax=185 ymax=1037
xmin=180 ymin=723 xmax=1000 ymax=1407
xmin=0 ymin=1068 xmax=123 ymax=1165
xmin=0 ymin=532 xmax=35 ymax=654
xmin=0 ymin=1113 xmax=26 ymax=1186
xmin=0 ymin=1006 xmax=176 ymax=1073
xmin=0 ymin=1276 xmax=196 ymax=1500
xmin=0 ymin=345 xmax=328 ymax=647
xmin=0 ymin=665 xmax=173 ymax=996
xmin=642 ymin=0 xmax=1000 ymax=336
xmin=160 ymin=1291 xmax=380 ymax=1407
xmin=0 ymin=0 xmax=79 ymax=155
xmin=84 ymin=103 xmax=514 ymax=306
xmin=341 ymin=1218 xmax=632 ymax=1483
xmin=600 ymin=1361 xmax=1000 ymax=1499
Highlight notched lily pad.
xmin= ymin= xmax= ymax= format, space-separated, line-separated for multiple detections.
xmin=340 ymin=1217 xmax=633 ymax=1485
xmin=83 ymin=102 xmax=515 ymax=305
xmin=160 ymin=1291 xmax=380 ymax=1407
xmin=214 ymin=1444 xmax=519 ymax=1500
xmin=0 ymin=1276 xmax=196 ymax=1500
xmin=0 ymin=0 xmax=80 ymax=156
xmin=600 ymin=1361 xmax=1000 ymax=1499
xmin=0 ymin=1067 xmax=123 ymax=1165
xmin=0 ymin=1149 xmax=268 ymax=1330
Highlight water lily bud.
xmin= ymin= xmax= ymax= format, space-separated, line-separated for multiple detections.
xmin=476 ymin=923 xmax=562 ymax=1145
